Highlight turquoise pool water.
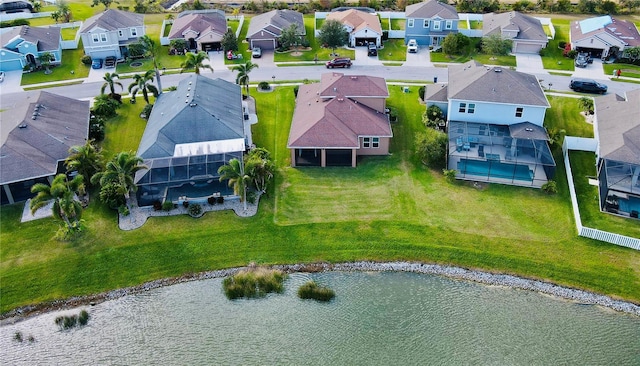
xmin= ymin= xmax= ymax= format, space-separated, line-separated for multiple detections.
xmin=458 ymin=159 xmax=533 ymax=181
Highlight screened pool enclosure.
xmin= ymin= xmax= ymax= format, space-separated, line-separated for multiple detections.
xmin=598 ymin=158 xmax=640 ymax=219
xmin=447 ymin=121 xmax=556 ymax=188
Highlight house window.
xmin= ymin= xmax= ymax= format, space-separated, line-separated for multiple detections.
xmin=118 ymin=30 xmax=124 ymax=37
xmin=433 ymin=21 xmax=441 ymax=30
xmin=423 ymin=19 xmax=429 ymax=28
xmin=100 ymin=33 xmax=107 ymax=42
xmin=515 ymin=107 xmax=524 ymax=117
xmin=408 ymin=19 xmax=414 ymax=27
xmin=92 ymin=33 xmax=99 ymax=43
xmin=446 ymin=20 xmax=453 ymax=29
xmin=372 ymin=137 xmax=380 ymax=148
xmin=459 ymin=102 xmax=466 ymax=113
xmin=130 ymin=28 xmax=138 ymax=37
xmin=363 ymin=137 xmax=371 ymax=148
xmin=468 ymin=103 xmax=475 ymax=114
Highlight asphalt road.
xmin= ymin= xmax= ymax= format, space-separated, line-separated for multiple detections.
xmin=1 ymin=64 xmax=638 ymax=109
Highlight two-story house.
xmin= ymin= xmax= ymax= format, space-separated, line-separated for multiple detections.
xmin=134 ymin=75 xmax=255 ymax=207
xmin=325 ymin=9 xmax=382 ymax=47
xmin=593 ymin=89 xmax=640 ymax=219
xmin=570 ymin=15 xmax=640 ymax=59
xmin=79 ymin=9 xmax=145 ymax=60
xmin=288 ymin=73 xmax=392 ymax=167
xmin=0 ymin=25 xmax=62 ymax=72
xmin=168 ymin=10 xmax=227 ymax=52
xmin=483 ymin=11 xmax=548 ymax=54
xmin=424 ymin=61 xmax=554 ymax=187
xmin=404 ymin=0 xmax=459 ymax=47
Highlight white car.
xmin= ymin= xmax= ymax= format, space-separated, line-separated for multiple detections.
xmin=407 ymin=39 xmax=418 ymax=53
xmin=0 ymin=71 xmax=5 ymax=83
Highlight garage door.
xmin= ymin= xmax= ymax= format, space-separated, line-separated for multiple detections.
xmin=514 ymin=42 xmax=542 ymax=54
xmin=250 ymin=39 xmax=276 ymax=50
xmin=0 ymin=58 xmax=23 ymax=72
xmin=89 ymin=50 xmax=118 ymax=60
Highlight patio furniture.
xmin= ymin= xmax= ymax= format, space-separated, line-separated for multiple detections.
xmin=478 ymin=145 xmax=484 ymax=157
xmin=486 ymin=153 xmax=500 ymax=161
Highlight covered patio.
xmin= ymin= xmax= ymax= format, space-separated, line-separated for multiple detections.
xmin=447 ymin=121 xmax=556 ymax=188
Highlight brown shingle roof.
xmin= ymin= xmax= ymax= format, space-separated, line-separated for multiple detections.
xmin=326 ymin=9 xmax=382 ymax=35
xmin=595 ymin=89 xmax=640 ymax=164
xmin=319 ymin=73 xmax=388 ymax=100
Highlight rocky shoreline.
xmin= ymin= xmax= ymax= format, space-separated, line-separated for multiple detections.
xmin=2 ymin=261 xmax=639 ymax=325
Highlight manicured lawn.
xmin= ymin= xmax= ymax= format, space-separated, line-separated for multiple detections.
xmin=545 ymin=95 xmax=594 ymax=138
xmin=60 ymin=27 xmax=79 ymax=41
xmin=101 ymin=101 xmax=148 ymax=158
xmin=378 ymin=39 xmax=406 ymax=62
xmin=380 ymin=17 xmax=390 ymax=31
xmin=20 ymin=46 xmax=89 ymax=85
xmin=391 ymin=19 xmax=405 ymax=30
xmin=603 ymin=63 xmax=640 ymax=79
xmin=226 ymin=15 xmax=253 ymax=65
xmin=539 ymin=21 xmax=574 ymax=72
xmin=3 ymin=86 xmax=639 ymax=315
xmin=429 ymin=38 xmax=516 ymax=67
xmin=469 ymin=20 xmax=482 ymax=29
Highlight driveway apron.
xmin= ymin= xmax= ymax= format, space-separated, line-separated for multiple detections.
xmin=515 ymin=53 xmax=547 ymax=75
xmin=0 ymin=70 xmax=24 ymax=93
xmin=404 ymin=48 xmax=433 ymax=67
xmin=571 ymin=58 xmax=608 ymax=80
xmin=354 ymin=46 xmax=383 ymax=66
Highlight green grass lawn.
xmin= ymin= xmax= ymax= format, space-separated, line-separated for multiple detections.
xmin=226 ymin=15 xmax=253 ymax=65
xmin=60 ymin=27 xmax=79 ymax=41
xmin=20 ymin=46 xmax=89 ymax=85
xmin=603 ymin=63 xmax=640 ymax=79
xmin=539 ymin=21 xmax=575 ymax=72
xmin=2 ymin=86 xmax=640 ymax=315
xmin=391 ymin=19 xmax=405 ymax=30
xmin=545 ymin=95 xmax=594 ymax=138
xmin=101 ymin=101 xmax=149 ymax=157
xmin=428 ymin=37 xmax=515 ymax=67
xmin=378 ymin=39 xmax=407 ymax=62
xmin=469 ymin=20 xmax=482 ymax=30
xmin=380 ymin=17 xmax=390 ymax=31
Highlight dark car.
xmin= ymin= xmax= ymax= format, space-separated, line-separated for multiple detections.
xmin=569 ymin=78 xmax=607 ymax=94
xmin=104 ymin=56 xmax=116 ymax=68
xmin=91 ymin=58 xmax=103 ymax=69
xmin=368 ymin=42 xmax=377 ymax=56
xmin=574 ymin=53 xmax=589 ymax=68
xmin=325 ymin=57 xmax=352 ymax=69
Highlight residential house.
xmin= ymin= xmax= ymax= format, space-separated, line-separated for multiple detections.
xmin=134 ymin=74 xmax=255 ymax=206
xmin=246 ymin=9 xmax=305 ymax=50
xmin=593 ymin=89 xmax=640 ymax=219
xmin=424 ymin=61 xmax=554 ymax=187
xmin=287 ymin=73 xmax=392 ymax=167
xmin=168 ymin=10 xmax=227 ymax=52
xmin=570 ymin=15 xmax=640 ymax=59
xmin=1 ymin=91 xmax=90 ymax=205
xmin=404 ymin=0 xmax=459 ymax=47
xmin=79 ymin=9 xmax=144 ymax=60
xmin=0 ymin=25 xmax=62 ymax=72
xmin=0 ymin=0 xmax=32 ymax=14
xmin=483 ymin=11 xmax=548 ymax=54
xmin=326 ymin=9 xmax=382 ymax=47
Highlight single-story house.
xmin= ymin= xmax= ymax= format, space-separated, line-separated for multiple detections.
xmin=1 ymin=91 xmax=90 ymax=205
xmin=570 ymin=15 xmax=640 ymax=59
xmin=246 ymin=9 xmax=305 ymax=50
xmin=424 ymin=61 xmax=554 ymax=187
xmin=482 ymin=11 xmax=548 ymax=54
xmin=0 ymin=25 xmax=62 ymax=72
xmin=594 ymin=89 xmax=640 ymax=219
xmin=168 ymin=9 xmax=227 ymax=52
xmin=79 ymin=9 xmax=145 ymax=60
xmin=404 ymin=0 xmax=459 ymax=47
xmin=287 ymin=73 xmax=392 ymax=167
xmin=134 ymin=74 xmax=255 ymax=206
xmin=326 ymin=9 xmax=382 ymax=47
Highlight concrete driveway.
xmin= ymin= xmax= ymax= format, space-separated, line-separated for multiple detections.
xmin=0 ymin=70 xmax=23 ymax=93
xmin=515 ymin=53 xmax=547 ymax=75
xmin=354 ymin=46 xmax=383 ymax=66
xmin=86 ymin=64 xmax=110 ymax=83
xmin=404 ymin=47 xmax=433 ymax=67
xmin=571 ymin=58 xmax=608 ymax=80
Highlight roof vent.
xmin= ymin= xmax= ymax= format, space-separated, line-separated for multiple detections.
xmin=525 ymin=128 xmax=533 ymax=132
xmin=190 ymin=103 xmax=197 ymax=107
xmin=185 ymin=99 xmax=189 ymax=103
xmin=19 ymin=124 xmax=27 ymax=128
xmin=333 ymin=87 xmax=337 ymax=92
xmin=31 ymin=116 xmax=36 ymax=120
xmin=494 ymin=67 xmax=502 ymax=72
xmin=351 ymin=76 xmax=357 ymax=79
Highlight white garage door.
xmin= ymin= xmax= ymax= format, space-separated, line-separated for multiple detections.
xmin=514 ymin=42 xmax=542 ymax=54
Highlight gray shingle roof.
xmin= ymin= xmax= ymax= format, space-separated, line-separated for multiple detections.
xmin=509 ymin=122 xmax=549 ymax=140
xmin=80 ymin=9 xmax=144 ymax=33
xmin=0 ymin=91 xmax=90 ymax=185
xmin=448 ymin=61 xmax=549 ymax=107
xmin=594 ymin=89 xmax=640 ymax=164
xmin=405 ymin=0 xmax=458 ymax=19
xmin=137 ymin=75 xmax=244 ymax=159
xmin=168 ymin=10 xmax=227 ymax=41
xmin=482 ymin=11 xmax=547 ymax=42
xmin=247 ymin=9 xmax=305 ymax=39
xmin=0 ymin=25 xmax=61 ymax=52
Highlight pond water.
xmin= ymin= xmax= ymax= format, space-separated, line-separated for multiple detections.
xmin=2 ymin=271 xmax=639 ymax=365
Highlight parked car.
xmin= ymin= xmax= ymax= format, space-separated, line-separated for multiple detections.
xmin=407 ymin=39 xmax=418 ymax=53
xmin=325 ymin=57 xmax=352 ymax=69
xmin=0 ymin=71 xmax=5 ymax=83
xmin=104 ymin=56 xmax=116 ymax=68
xmin=91 ymin=58 xmax=103 ymax=69
xmin=368 ymin=42 xmax=377 ymax=56
xmin=569 ymin=78 xmax=607 ymax=94
xmin=252 ymin=47 xmax=262 ymax=58
xmin=574 ymin=53 xmax=589 ymax=68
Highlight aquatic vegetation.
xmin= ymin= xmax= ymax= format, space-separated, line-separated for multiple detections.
xmin=297 ymin=281 xmax=335 ymax=302
xmin=223 ymin=267 xmax=287 ymax=300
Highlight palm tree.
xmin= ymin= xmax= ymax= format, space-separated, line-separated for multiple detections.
xmin=232 ymin=61 xmax=259 ymax=97
xmin=180 ymin=51 xmax=213 ymax=74
xmin=65 ymin=140 xmax=104 ymax=187
xmin=91 ymin=151 xmax=147 ymax=208
xmin=128 ymin=70 xmax=159 ymax=104
xmin=101 ymin=72 xmax=123 ymax=96
xmin=37 ymin=52 xmax=54 ymax=74
xmin=140 ymin=35 xmax=163 ymax=94
xmin=244 ymin=148 xmax=274 ymax=193
xmin=218 ymin=158 xmax=250 ymax=211
xmin=30 ymin=173 xmax=85 ymax=232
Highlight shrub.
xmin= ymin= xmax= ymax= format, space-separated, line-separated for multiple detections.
xmin=153 ymin=200 xmax=162 ymax=211
xmin=297 ymin=281 xmax=335 ymax=302
xmin=222 ymin=267 xmax=287 ymax=300
xmin=293 ymin=85 xmax=300 ymax=97
xmin=415 ymin=129 xmax=448 ymax=168
xmin=258 ymin=81 xmax=270 ymax=90
xmin=78 ymin=310 xmax=90 ymax=326
xmin=541 ymin=180 xmax=558 ymax=194
xmin=246 ymin=190 xmax=257 ymax=204
xmin=418 ymin=86 xmax=425 ymax=101
xmin=162 ymin=201 xmax=174 ymax=211
xmin=118 ymin=205 xmax=130 ymax=216
xmin=81 ymin=55 xmax=92 ymax=65
xmin=14 ymin=331 xmax=23 ymax=342
xmin=424 ymin=105 xmax=444 ymax=129
xmin=55 ymin=310 xmax=89 ymax=330
xmin=558 ymin=41 xmax=566 ymax=49
xmin=188 ymin=203 xmax=203 ymax=217
xmin=98 ymin=182 xmax=125 ymax=208
xmin=89 ymin=117 xmax=105 ymax=142
xmin=207 ymin=196 xmax=216 ymax=205
xmin=141 ymin=103 xmax=153 ymax=119
xmin=443 ymin=169 xmax=458 ymax=183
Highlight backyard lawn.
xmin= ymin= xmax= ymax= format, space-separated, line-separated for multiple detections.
xmin=2 ymin=86 xmax=639 ymax=315
xmin=20 ymin=46 xmax=90 ymax=85
xmin=539 ymin=20 xmax=575 ymax=72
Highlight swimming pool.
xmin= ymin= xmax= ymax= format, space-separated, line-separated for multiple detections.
xmin=458 ymin=159 xmax=533 ymax=181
